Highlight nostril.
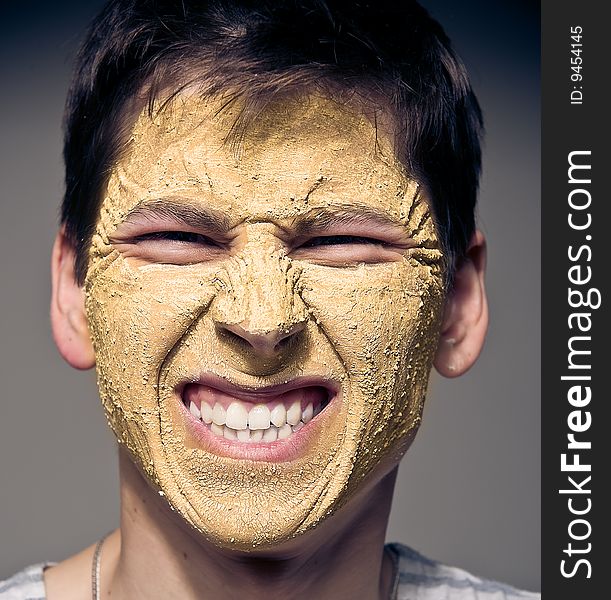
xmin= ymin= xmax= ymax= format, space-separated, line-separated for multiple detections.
xmin=274 ymin=336 xmax=291 ymax=352
xmin=215 ymin=323 xmax=253 ymax=351
xmin=274 ymin=322 xmax=306 ymax=352
xmin=216 ymin=319 xmax=306 ymax=356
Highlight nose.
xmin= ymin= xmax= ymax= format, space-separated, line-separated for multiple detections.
xmin=210 ymin=250 xmax=309 ymax=359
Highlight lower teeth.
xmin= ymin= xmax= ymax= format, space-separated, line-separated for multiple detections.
xmin=206 ymin=420 xmax=306 ymax=443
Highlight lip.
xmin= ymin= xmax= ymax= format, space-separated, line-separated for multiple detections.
xmin=174 ymin=373 xmax=342 ymax=462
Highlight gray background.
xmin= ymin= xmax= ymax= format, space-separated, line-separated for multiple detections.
xmin=0 ymin=1 xmax=540 ymax=592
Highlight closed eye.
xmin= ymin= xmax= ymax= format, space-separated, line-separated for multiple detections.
xmin=110 ymin=229 xmax=227 ymax=265
xmin=291 ymin=234 xmax=412 ymax=266
xmin=132 ymin=231 xmax=222 ymax=247
xmin=299 ymin=235 xmax=386 ymax=247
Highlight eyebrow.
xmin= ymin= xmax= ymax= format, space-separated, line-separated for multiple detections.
xmin=122 ymin=198 xmax=410 ymax=239
xmin=123 ymin=198 xmax=232 ymax=232
xmin=289 ymin=205 xmax=408 ymax=238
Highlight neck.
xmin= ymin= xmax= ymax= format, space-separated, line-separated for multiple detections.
xmin=103 ymin=448 xmax=397 ymax=600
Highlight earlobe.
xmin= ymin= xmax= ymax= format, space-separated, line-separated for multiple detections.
xmin=434 ymin=230 xmax=488 ymax=378
xmin=50 ymin=230 xmax=95 ymax=370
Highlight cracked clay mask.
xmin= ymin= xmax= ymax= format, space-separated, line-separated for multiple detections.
xmin=84 ymin=94 xmax=445 ymax=550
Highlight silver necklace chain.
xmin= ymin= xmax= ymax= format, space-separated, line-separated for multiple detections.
xmin=91 ymin=533 xmax=110 ymax=600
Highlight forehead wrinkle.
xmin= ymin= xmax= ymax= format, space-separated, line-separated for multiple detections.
xmin=115 ymin=165 xmax=151 ymax=196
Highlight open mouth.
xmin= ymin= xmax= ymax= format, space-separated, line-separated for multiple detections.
xmin=180 ymin=379 xmax=334 ymax=443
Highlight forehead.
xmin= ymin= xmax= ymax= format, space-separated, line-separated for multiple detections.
xmin=102 ymin=93 xmax=420 ymax=227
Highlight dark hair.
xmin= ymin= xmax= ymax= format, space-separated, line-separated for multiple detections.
xmin=62 ymin=0 xmax=483 ymax=286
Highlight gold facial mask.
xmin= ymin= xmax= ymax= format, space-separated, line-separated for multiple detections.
xmin=85 ymin=94 xmax=445 ymax=549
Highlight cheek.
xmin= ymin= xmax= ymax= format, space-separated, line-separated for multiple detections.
xmin=298 ymin=260 xmax=445 ymax=446
xmin=298 ymin=260 xmax=444 ymax=366
xmin=84 ymin=253 xmax=219 ymax=453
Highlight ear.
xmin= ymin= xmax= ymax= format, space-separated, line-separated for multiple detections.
xmin=434 ymin=230 xmax=488 ymax=378
xmin=50 ymin=229 xmax=95 ymax=370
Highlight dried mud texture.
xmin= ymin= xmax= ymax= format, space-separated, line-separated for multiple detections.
xmin=84 ymin=94 xmax=445 ymax=550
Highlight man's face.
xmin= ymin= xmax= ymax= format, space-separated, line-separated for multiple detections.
xmin=84 ymin=94 xmax=445 ymax=549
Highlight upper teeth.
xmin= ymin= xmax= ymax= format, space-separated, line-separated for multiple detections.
xmin=226 ymin=402 xmax=249 ymax=430
xmin=185 ymin=389 xmax=325 ymax=444
xmin=212 ymin=403 xmax=226 ymax=426
xmin=248 ymin=404 xmax=271 ymax=430
xmin=270 ymin=404 xmax=286 ymax=427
